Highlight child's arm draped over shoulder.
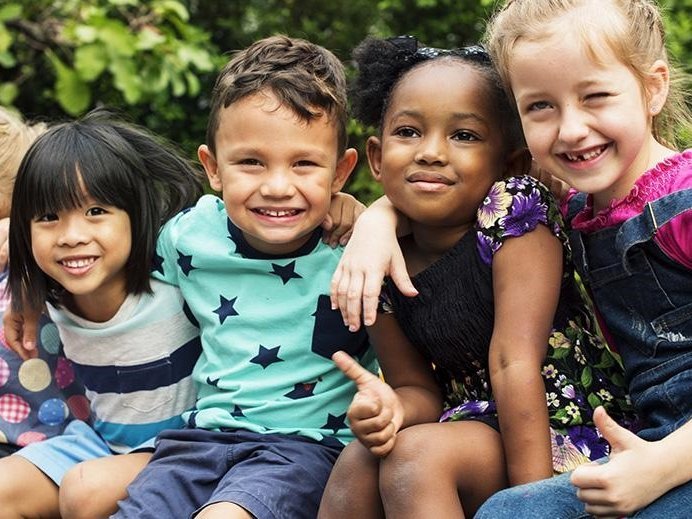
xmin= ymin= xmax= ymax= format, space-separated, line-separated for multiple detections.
xmin=489 ymin=223 xmax=563 ymax=485
xmin=330 ymin=195 xmax=416 ymax=331
xmin=571 ymin=408 xmax=692 ymax=517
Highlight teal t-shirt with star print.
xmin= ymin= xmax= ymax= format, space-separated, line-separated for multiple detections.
xmin=153 ymin=195 xmax=377 ymax=445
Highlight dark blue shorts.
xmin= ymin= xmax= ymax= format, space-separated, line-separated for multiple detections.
xmin=113 ymin=428 xmax=344 ymax=519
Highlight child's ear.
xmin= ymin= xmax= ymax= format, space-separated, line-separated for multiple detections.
xmin=366 ymin=136 xmax=383 ymax=182
xmin=198 ymin=144 xmax=222 ymax=192
xmin=646 ymin=59 xmax=669 ymax=117
xmin=505 ymin=147 xmax=533 ymax=177
xmin=331 ymin=147 xmax=358 ymax=194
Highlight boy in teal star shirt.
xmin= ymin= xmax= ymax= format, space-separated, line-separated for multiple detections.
xmin=114 ymin=35 xmax=379 ymax=519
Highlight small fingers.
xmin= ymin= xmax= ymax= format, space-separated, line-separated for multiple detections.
xmin=389 ymin=251 xmax=417 ymax=297
xmin=345 ymin=273 xmax=365 ymax=332
xmin=361 ymin=276 xmax=382 ymax=327
xmin=333 ymin=351 xmax=379 ymax=389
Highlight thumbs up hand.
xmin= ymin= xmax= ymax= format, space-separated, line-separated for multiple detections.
xmin=570 ymin=407 xmax=670 ymax=517
xmin=333 ymin=351 xmax=404 ymax=457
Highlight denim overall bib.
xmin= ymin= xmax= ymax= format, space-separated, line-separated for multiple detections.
xmin=567 ymin=189 xmax=692 ymax=441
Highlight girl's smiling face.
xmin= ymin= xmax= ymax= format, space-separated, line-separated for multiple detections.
xmin=31 ymin=194 xmax=131 ymax=321
xmin=368 ymin=60 xmax=510 ymax=231
xmin=508 ymin=25 xmax=668 ymax=209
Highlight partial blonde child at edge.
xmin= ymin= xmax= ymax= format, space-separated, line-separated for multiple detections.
xmin=474 ymin=0 xmax=692 ymax=517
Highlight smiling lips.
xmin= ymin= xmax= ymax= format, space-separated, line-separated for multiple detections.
xmin=406 ymin=171 xmax=455 ymax=185
xmin=58 ymin=256 xmax=97 ymax=275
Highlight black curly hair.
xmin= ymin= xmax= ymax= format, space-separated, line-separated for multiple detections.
xmin=350 ymin=35 xmax=523 ymax=150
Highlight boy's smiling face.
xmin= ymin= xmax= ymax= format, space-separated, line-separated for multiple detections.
xmin=199 ymin=90 xmax=356 ymax=255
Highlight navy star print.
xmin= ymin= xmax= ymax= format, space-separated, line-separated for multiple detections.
xmin=151 ymin=252 xmax=164 ymax=275
xmin=284 ymin=381 xmax=317 ymax=399
xmin=213 ymin=295 xmax=239 ymax=324
xmin=250 ymin=345 xmax=284 ymax=369
xmin=231 ymin=405 xmax=245 ymax=418
xmin=177 ymin=250 xmax=196 ymax=276
xmin=269 ymin=261 xmax=303 ymax=285
xmin=322 ymin=412 xmax=347 ymax=433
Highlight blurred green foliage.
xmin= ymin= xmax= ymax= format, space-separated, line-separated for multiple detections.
xmin=0 ymin=0 xmax=689 ymax=203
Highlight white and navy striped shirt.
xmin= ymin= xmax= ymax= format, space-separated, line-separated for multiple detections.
xmin=47 ymin=279 xmax=201 ymax=453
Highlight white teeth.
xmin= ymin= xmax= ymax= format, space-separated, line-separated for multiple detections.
xmin=257 ymin=209 xmax=298 ymax=217
xmin=61 ymin=258 xmax=95 ymax=268
xmin=565 ymin=147 xmax=603 ymax=162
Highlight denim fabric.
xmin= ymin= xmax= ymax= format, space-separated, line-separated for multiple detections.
xmin=568 ymin=189 xmax=692 ymax=441
xmin=475 ymin=468 xmax=692 ymax=519
xmin=475 ymin=192 xmax=692 ymax=518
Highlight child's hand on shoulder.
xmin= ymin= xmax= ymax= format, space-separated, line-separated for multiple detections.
xmin=330 ymin=197 xmax=417 ymax=332
xmin=321 ymin=192 xmax=365 ymax=248
xmin=332 ymin=351 xmax=403 ymax=457
xmin=3 ymin=306 xmax=41 ymax=360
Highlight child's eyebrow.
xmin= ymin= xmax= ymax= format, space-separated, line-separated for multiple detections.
xmin=391 ymin=109 xmax=487 ymax=124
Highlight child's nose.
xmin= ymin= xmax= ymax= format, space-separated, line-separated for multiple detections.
xmin=558 ymin=106 xmax=590 ymax=144
xmin=57 ymin=217 xmax=89 ymax=247
xmin=260 ymin=170 xmax=296 ymax=198
xmin=414 ymin=136 xmax=448 ymax=166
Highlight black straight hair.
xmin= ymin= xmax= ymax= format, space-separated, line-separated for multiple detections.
xmin=9 ymin=109 xmax=205 ymax=312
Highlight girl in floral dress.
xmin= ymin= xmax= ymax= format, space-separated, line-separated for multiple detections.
xmin=319 ymin=36 xmax=634 ymax=519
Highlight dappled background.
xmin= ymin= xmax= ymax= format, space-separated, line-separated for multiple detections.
xmin=1 ymin=0 xmax=689 ymax=203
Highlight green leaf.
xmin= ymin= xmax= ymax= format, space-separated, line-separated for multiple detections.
xmin=0 ymin=82 xmax=18 ymax=105
xmin=177 ymin=44 xmax=214 ymax=71
xmin=551 ymin=347 xmax=570 ymax=359
xmin=185 ymin=70 xmax=200 ymax=96
xmin=48 ymin=52 xmax=91 ymax=115
xmin=109 ymin=58 xmax=141 ymax=104
xmin=108 ymin=0 xmax=138 ymax=6
xmin=74 ymin=25 xmax=99 ymax=44
xmin=170 ymin=72 xmax=185 ymax=97
xmin=580 ymin=366 xmax=593 ymax=388
xmin=0 ymin=50 xmax=16 ymax=68
xmin=136 ymin=26 xmax=166 ymax=50
xmin=99 ymin=22 xmax=136 ymax=57
xmin=74 ymin=43 xmax=108 ymax=81
xmin=0 ymin=24 xmax=11 ymax=53
xmin=153 ymin=0 xmax=190 ymax=22
xmin=0 ymin=4 xmax=21 ymax=22
xmin=140 ymin=62 xmax=170 ymax=93
xmin=587 ymin=393 xmax=602 ymax=409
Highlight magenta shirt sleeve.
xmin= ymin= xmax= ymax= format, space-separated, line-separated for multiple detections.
xmin=655 ymin=203 xmax=692 ymax=270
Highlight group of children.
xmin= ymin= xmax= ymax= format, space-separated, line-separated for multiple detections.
xmin=0 ymin=0 xmax=688 ymax=517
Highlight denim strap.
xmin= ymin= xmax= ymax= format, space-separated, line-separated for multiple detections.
xmin=615 ymin=188 xmax=692 ymax=260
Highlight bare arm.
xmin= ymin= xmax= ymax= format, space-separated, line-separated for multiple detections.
xmin=368 ymin=312 xmax=442 ymax=429
xmin=489 ymin=224 xmax=562 ymax=485
xmin=330 ymin=195 xmax=416 ymax=331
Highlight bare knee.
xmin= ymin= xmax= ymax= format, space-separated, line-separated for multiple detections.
xmin=0 ymin=456 xmax=60 ymax=518
xmin=60 ymin=464 xmax=112 ymax=519
xmin=319 ymin=441 xmax=382 ymax=519
xmin=380 ymin=427 xmax=431 ymax=500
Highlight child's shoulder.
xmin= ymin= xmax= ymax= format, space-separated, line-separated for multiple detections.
xmin=476 ymin=175 xmax=564 ymax=264
xmin=161 ymin=194 xmax=226 ymax=236
xmin=476 ymin=174 xmax=558 ymax=230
